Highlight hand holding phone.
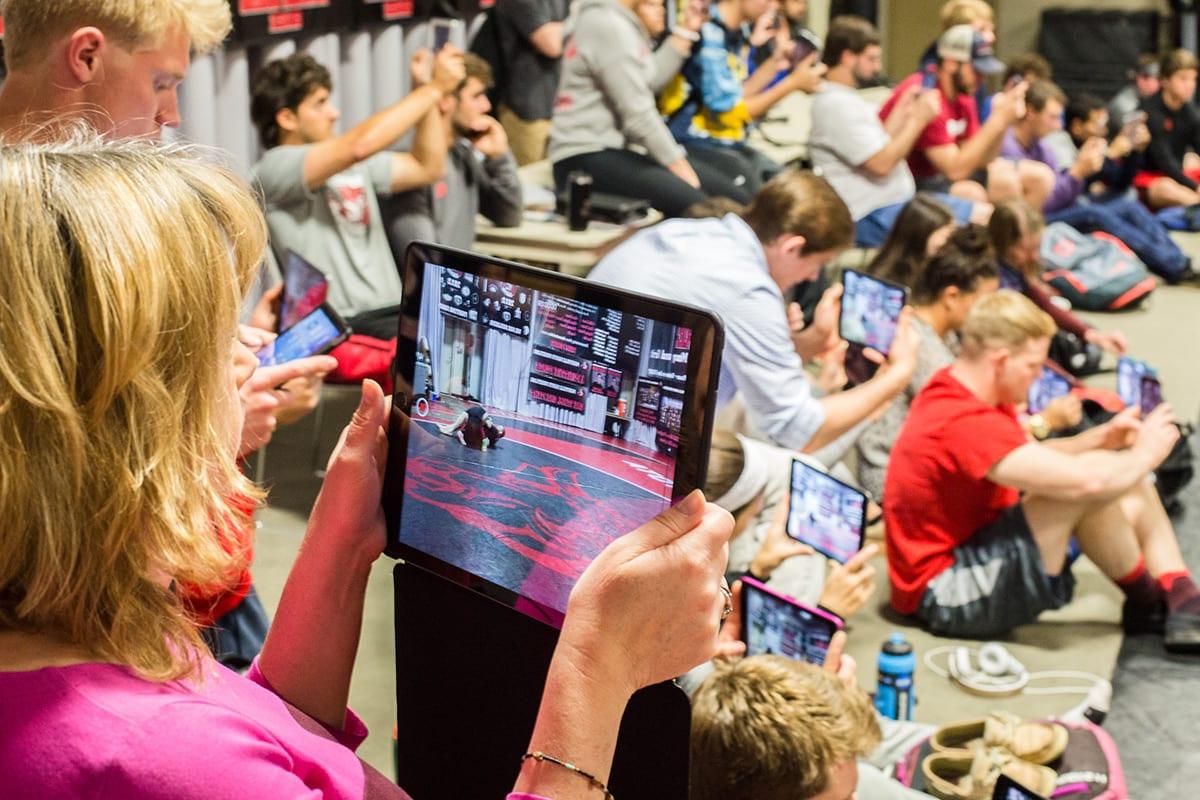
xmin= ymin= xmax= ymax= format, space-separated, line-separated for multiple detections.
xmin=839 ymin=269 xmax=908 ymax=356
xmin=740 ymin=577 xmax=844 ymax=665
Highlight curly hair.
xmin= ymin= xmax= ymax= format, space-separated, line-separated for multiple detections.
xmin=251 ymin=53 xmax=333 ymax=149
xmin=0 ymin=132 xmax=265 ymax=681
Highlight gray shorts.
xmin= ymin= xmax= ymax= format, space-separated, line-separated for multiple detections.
xmin=916 ymin=504 xmax=1075 ymax=639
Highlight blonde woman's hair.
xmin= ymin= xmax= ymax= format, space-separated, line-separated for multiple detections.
xmin=0 ymin=0 xmax=231 ymax=70
xmin=690 ymin=655 xmax=881 ymax=800
xmin=940 ymin=0 xmax=994 ymax=30
xmin=960 ymin=290 xmax=1056 ymax=359
xmin=0 ymin=132 xmax=265 ymax=681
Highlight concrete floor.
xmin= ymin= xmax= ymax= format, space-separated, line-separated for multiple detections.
xmin=249 ymin=244 xmax=1200 ymax=783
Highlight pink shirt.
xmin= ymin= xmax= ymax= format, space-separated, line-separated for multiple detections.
xmin=0 ymin=656 xmax=554 ymax=799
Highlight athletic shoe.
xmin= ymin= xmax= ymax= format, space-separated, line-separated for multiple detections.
xmin=930 ymin=712 xmax=1068 ymax=765
xmin=1164 ymin=609 xmax=1200 ymax=654
xmin=1121 ymin=596 xmax=1167 ymax=635
xmin=922 ymin=748 xmax=1056 ymax=800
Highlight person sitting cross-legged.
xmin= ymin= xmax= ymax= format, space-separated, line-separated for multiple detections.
xmin=884 ymin=290 xmax=1200 ymax=652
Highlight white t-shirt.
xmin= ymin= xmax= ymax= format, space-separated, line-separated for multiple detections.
xmin=809 ymin=82 xmax=916 ymax=220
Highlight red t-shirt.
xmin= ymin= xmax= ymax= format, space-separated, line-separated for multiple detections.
xmin=879 ymin=72 xmax=981 ymax=180
xmin=883 ymin=368 xmax=1028 ymax=614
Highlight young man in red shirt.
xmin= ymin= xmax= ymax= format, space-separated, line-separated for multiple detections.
xmin=884 ymin=290 xmax=1200 ymax=653
xmin=879 ymin=24 xmax=1052 ymax=211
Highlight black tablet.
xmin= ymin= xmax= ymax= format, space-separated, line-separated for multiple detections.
xmin=383 ymin=243 xmax=724 ymax=627
xmin=786 ymin=458 xmax=867 ymax=564
xmin=839 ymin=269 xmax=907 ymax=356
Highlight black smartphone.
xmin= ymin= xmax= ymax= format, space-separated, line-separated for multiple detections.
xmin=1026 ymin=363 xmax=1072 ymax=414
xmin=740 ymin=577 xmax=843 ymax=665
xmin=786 ymin=458 xmax=867 ymax=564
xmin=839 ymin=269 xmax=908 ymax=355
xmin=991 ymin=774 xmax=1047 ymax=800
xmin=922 ymin=66 xmax=938 ymax=89
xmin=843 ymin=342 xmax=878 ymax=387
xmin=430 ymin=19 xmax=461 ymax=52
xmin=1140 ymin=375 xmax=1163 ymax=415
xmin=257 ymin=303 xmax=350 ymax=367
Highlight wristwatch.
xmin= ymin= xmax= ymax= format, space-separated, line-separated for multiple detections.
xmin=1028 ymin=413 xmax=1051 ymax=441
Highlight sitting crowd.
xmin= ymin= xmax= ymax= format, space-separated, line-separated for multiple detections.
xmin=0 ymin=0 xmax=1197 ymax=799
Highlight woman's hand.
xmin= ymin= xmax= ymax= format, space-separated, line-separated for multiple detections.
xmin=1084 ymin=327 xmax=1128 ymax=355
xmin=557 ymin=490 xmax=733 ymax=699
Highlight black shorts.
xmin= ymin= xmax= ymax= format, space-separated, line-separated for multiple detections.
xmin=917 ymin=504 xmax=1076 ymax=639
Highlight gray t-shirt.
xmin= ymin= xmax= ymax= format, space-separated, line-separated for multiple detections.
xmin=809 ymin=82 xmax=915 ymax=220
xmin=855 ymin=314 xmax=954 ymax=500
xmin=253 ymin=146 xmax=402 ymax=320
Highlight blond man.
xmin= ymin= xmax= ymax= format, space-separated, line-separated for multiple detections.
xmin=0 ymin=0 xmax=231 ymax=138
xmin=691 ymin=654 xmax=919 ymax=800
xmin=885 ymin=291 xmax=1200 ymax=652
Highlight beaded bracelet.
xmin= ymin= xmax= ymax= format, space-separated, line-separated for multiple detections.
xmin=521 ymin=751 xmax=614 ymax=799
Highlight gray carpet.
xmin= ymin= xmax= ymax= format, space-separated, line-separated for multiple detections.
xmin=1105 ymin=432 xmax=1200 ymax=799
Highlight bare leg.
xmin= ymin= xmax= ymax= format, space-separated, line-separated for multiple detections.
xmin=1146 ymin=177 xmax=1200 ymax=209
xmin=1017 ymin=159 xmax=1055 ymax=213
xmin=968 ymin=201 xmax=994 ymax=225
xmin=1117 ymin=479 xmax=1188 ymax=576
xmin=1021 ymin=492 xmax=1140 ymax=580
xmin=950 ymin=179 xmax=990 ymax=204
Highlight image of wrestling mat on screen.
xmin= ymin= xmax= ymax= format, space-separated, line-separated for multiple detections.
xmin=396 ymin=263 xmax=699 ymax=623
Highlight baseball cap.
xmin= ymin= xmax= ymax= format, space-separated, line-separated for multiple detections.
xmin=937 ymin=24 xmax=1005 ymax=75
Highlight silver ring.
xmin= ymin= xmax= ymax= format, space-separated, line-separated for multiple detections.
xmin=719 ymin=581 xmax=733 ymax=620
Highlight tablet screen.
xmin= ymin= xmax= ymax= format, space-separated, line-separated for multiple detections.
xmin=742 ymin=580 xmax=838 ymax=665
xmin=786 ymin=459 xmax=866 ymax=564
xmin=840 ymin=270 xmax=907 ymax=355
xmin=1117 ymin=356 xmax=1155 ymax=409
xmin=280 ymin=250 xmax=329 ymax=331
xmin=1026 ymin=365 xmax=1071 ymax=414
xmin=385 ymin=245 xmax=722 ymax=627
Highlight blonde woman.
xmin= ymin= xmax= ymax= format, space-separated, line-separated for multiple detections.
xmin=0 ymin=135 xmax=734 ymax=798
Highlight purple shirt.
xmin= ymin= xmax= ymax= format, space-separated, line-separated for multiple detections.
xmin=1000 ymin=129 xmax=1084 ymax=213
xmin=0 ymin=656 xmax=553 ymax=799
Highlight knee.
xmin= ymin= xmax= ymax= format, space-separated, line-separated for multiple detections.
xmin=968 ymin=201 xmax=994 ymax=225
xmin=985 ymin=160 xmax=1020 ymax=201
xmin=1019 ymin=160 xmax=1055 ymax=197
xmin=951 ymin=180 xmax=990 ymax=204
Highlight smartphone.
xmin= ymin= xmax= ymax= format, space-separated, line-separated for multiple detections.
xmin=843 ymin=342 xmax=878 ymax=387
xmin=1117 ymin=356 xmax=1156 ymax=409
xmin=991 ymin=774 xmax=1048 ymax=800
xmin=429 ymin=18 xmax=462 ymax=52
xmin=786 ymin=458 xmax=867 ymax=564
xmin=257 ymin=303 xmax=350 ymax=367
xmin=1140 ymin=375 xmax=1163 ymax=415
xmin=1026 ymin=363 xmax=1072 ymax=414
xmin=789 ymin=30 xmax=822 ymax=67
xmin=740 ymin=577 xmax=844 ymax=665
xmin=839 ymin=269 xmax=908 ymax=356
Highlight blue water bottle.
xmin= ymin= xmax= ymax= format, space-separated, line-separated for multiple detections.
xmin=875 ymin=633 xmax=916 ymax=721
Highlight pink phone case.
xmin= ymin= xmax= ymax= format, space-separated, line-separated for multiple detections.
xmin=740 ymin=577 xmax=844 ymax=663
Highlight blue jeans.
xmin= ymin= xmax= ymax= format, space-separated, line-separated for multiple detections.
xmin=1048 ymin=197 xmax=1189 ymax=280
xmin=855 ymin=193 xmax=975 ymax=248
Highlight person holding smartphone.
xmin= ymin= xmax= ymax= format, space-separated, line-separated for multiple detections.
xmin=810 ymin=16 xmax=988 ymax=250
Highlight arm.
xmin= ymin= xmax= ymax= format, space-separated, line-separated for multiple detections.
xmin=497 ymin=0 xmax=563 ymax=58
xmin=300 ymin=49 xmax=462 ymax=191
xmin=1021 ymin=276 xmax=1092 ymax=339
xmin=861 ymin=91 xmax=940 ymax=177
xmin=478 ymin=151 xmax=525 ymax=228
xmin=583 ymin=15 xmax=686 ymax=167
xmin=388 ymin=97 xmax=448 ymax=194
xmin=528 ymin=21 xmax=564 ymax=58
xmin=257 ymin=382 xmax=389 ymax=730
xmin=513 ymin=493 xmax=731 ymax=798
xmin=650 ymin=39 xmax=691 ymax=95
xmin=923 ymin=115 xmax=1010 ymax=181
xmin=742 ymin=54 xmax=824 ymax=120
xmin=988 ymin=441 xmax=1157 ymax=502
